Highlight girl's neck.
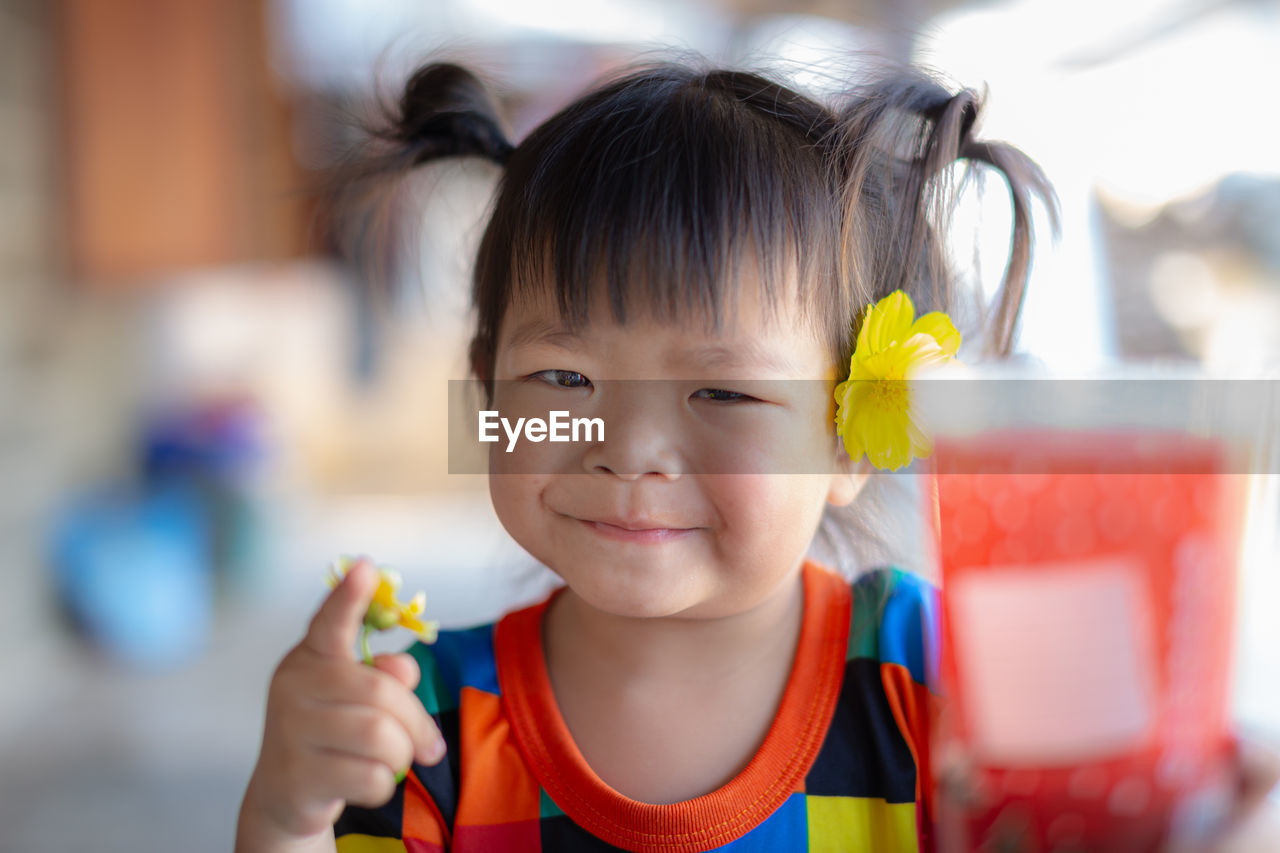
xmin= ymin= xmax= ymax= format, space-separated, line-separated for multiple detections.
xmin=542 ymin=565 xmax=806 ymax=689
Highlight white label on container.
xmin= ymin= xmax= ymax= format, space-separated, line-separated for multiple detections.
xmin=951 ymin=555 xmax=1157 ymax=765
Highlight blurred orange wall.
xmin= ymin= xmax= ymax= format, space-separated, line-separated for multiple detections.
xmin=58 ymin=0 xmax=309 ymax=286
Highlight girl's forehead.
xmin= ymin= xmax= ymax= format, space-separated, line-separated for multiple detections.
xmin=499 ymin=283 xmax=820 ymax=347
xmin=495 ymin=281 xmax=834 ymax=379
xmin=501 ymin=258 xmax=822 ymax=339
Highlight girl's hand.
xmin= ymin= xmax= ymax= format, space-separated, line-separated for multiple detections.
xmin=237 ymin=559 xmax=447 ymax=849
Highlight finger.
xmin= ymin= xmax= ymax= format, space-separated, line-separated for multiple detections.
xmin=316 ymin=665 xmax=445 ymax=766
xmin=303 ymin=558 xmax=377 ymax=659
xmin=301 ymin=704 xmax=414 ymax=777
xmin=304 ymin=748 xmax=399 ymax=810
xmin=371 ymin=653 xmax=421 ymax=691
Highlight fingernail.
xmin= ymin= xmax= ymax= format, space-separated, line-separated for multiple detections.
xmin=424 ymin=739 xmax=446 ymax=764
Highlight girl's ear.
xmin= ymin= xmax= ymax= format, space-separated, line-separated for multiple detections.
xmin=827 ymin=451 xmax=871 ymax=507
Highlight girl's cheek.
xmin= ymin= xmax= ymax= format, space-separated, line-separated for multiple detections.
xmin=488 ymin=432 xmax=581 ymax=476
xmin=487 ymin=474 xmax=544 ymax=544
xmin=718 ymin=474 xmax=822 ymax=517
xmin=689 ymin=412 xmax=834 ymax=476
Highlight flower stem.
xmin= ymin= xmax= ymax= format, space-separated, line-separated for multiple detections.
xmin=357 ymin=624 xmax=403 ymax=782
xmin=360 ymin=624 xmax=373 ymax=666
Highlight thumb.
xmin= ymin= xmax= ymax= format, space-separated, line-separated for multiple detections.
xmin=370 ymin=652 xmax=421 ymax=691
xmin=302 ymin=558 xmax=378 ymax=659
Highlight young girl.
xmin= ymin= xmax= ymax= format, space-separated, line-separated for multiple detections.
xmin=236 ymin=58 xmax=1053 ymax=852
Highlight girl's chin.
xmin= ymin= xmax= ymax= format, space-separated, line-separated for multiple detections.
xmin=551 ymin=570 xmax=706 ymax=621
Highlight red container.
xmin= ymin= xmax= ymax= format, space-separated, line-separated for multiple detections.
xmin=932 ymin=430 xmax=1244 ymax=852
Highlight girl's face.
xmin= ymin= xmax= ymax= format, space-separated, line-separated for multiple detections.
xmin=486 ymin=273 xmax=862 ymax=620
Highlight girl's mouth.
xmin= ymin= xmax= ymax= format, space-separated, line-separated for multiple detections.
xmin=577 ymin=517 xmax=698 ymax=544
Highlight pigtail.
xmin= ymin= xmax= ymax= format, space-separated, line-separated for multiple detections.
xmin=957 ymin=131 xmax=1060 ymax=354
xmin=383 ymin=63 xmax=515 ymax=168
xmin=833 ymin=70 xmax=1059 ymax=359
xmin=324 ymin=63 xmax=513 ymax=315
xmin=819 ymin=70 xmax=1059 ymax=583
xmin=336 ymin=62 xmax=514 ymax=184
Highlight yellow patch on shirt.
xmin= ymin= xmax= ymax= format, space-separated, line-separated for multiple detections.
xmin=335 ymin=834 xmax=409 ymax=853
xmin=805 ymin=795 xmax=919 ymax=853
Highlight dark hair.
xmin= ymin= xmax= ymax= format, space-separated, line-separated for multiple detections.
xmin=339 ymin=57 xmax=1056 ymax=385
xmin=334 ymin=56 xmax=1059 ymax=576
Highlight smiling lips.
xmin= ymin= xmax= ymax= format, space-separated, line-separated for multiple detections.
xmin=578 ymin=516 xmax=698 ymax=544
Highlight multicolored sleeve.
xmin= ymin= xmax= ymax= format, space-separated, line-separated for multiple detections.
xmin=333 ymin=638 xmax=461 ymax=853
xmin=852 ymin=567 xmax=943 ymax=853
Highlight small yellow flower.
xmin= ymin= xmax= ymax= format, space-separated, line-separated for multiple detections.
xmin=834 ymin=290 xmax=960 ymax=472
xmin=326 ymin=556 xmax=439 ymax=663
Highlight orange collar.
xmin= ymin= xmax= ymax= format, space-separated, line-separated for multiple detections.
xmin=495 ymin=560 xmax=851 ymax=853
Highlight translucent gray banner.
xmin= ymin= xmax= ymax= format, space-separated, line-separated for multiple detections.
xmin=447 ymin=379 xmax=1279 ymax=474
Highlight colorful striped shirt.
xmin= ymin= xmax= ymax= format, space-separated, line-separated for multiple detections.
xmin=334 ymin=561 xmax=940 ymax=852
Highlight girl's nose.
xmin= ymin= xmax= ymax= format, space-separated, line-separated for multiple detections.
xmin=580 ymin=386 xmax=682 ymax=480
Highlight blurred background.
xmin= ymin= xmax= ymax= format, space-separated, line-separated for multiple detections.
xmin=0 ymin=0 xmax=1277 ymax=850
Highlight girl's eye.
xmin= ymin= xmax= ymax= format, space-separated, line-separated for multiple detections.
xmin=693 ymin=388 xmax=755 ymax=403
xmin=531 ymin=369 xmax=592 ymax=389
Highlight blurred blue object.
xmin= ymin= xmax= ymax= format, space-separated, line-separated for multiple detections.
xmin=141 ymin=395 xmax=267 ymax=479
xmin=50 ymin=481 xmax=213 ymax=669
xmin=140 ymin=395 xmax=271 ymax=588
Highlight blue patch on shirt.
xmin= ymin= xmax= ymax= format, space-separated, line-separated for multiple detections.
xmin=869 ymin=569 xmax=940 ymax=689
xmin=432 ymin=622 xmax=501 ymax=698
xmin=710 ymin=792 xmax=808 ymax=851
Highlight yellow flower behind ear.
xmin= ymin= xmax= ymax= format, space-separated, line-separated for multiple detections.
xmin=326 ymin=556 xmax=439 ymax=664
xmin=834 ymin=290 xmax=960 ymax=472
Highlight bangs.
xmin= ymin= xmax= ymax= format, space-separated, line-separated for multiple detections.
xmin=476 ymin=65 xmax=842 ymax=344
